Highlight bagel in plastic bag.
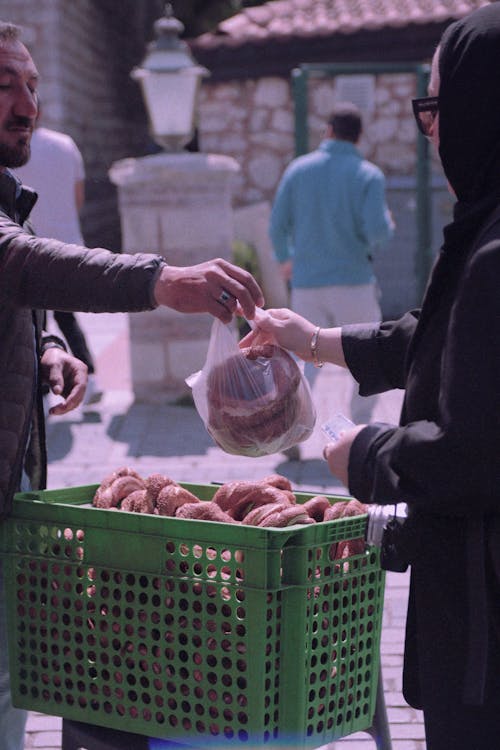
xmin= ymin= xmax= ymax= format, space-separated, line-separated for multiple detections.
xmin=187 ymin=319 xmax=316 ymax=457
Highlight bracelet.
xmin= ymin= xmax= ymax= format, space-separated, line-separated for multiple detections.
xmin=310 ymin=326 xmax=324 ymax=368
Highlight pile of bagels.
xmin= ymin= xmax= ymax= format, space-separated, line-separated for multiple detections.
xmin=92 ymin=467 xmax=367 ymax=542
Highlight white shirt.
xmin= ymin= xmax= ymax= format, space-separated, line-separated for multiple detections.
xmin=16 ymin=126 xmax=85 ymax=244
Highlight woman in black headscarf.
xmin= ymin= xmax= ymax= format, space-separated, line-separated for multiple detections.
xmin=243 ymin=4 xmax=500 ymax=748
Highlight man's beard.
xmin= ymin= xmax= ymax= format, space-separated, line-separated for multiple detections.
xmin=0 ymin=141 xmax=31 ymax=168
xmin=0 ymin=117 xmax=33 ymax=168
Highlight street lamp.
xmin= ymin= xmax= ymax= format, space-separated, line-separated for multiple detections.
xmin=131 ymin=3 xmax=209 ymax=152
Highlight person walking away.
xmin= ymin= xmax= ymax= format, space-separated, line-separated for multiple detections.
xmin=0 ymin=21 xmax=264 ymax=750
xmin=269 ymin=103 xmax=394 ymax=440
xmin=16 ymin=106 xmax=102 ymax=404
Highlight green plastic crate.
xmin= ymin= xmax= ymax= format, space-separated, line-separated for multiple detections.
xmin=0 ymin=483 xmax=385 ymax=747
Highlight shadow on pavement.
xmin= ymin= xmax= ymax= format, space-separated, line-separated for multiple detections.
xmin=46 ymin=410 xmax=102 ymax=462
xmin=275 ymin=458 xmax=348 ymax=494
xmin=106 ymin=402 xmax=215 ymax=458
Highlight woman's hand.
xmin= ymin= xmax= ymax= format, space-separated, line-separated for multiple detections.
xmin=240 ymin=308 xmax=316 ymax=359
xmin=323 ymin=425 xmax=366 ymax=488
xmin=240 ymin=308 xmax=347 ymax=367
xmin=40 ymin=347 xmax=88 ymax=415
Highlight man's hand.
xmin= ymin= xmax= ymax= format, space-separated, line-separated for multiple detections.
xmin=323 ymin=425 xmax=366 ymax=488
xmin=153 ymin=258 xmax=264 ymax=324
xmin=40 ymin=347 xmax=88 ymax=415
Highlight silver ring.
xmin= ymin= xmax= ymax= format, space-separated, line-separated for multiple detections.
xmin=219 ymin=289 xmax=231 ymax=303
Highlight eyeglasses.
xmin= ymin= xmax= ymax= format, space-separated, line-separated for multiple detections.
xmin=412 ymin=96 xmax=439 ymax=137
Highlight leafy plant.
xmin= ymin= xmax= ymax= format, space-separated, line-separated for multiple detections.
xmin=232 ymin=239 xmax=262 ymax=338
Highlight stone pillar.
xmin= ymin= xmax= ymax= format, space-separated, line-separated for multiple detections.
xmin=109 ymin=152 xmax=240 ymax=402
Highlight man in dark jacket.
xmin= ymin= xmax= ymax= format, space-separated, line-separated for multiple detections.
xmin=0 ymin=21 xmax=263 ymax=750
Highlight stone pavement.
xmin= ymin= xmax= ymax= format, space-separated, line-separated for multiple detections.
xmin=24 ymin=311 xmax=425 ymax=749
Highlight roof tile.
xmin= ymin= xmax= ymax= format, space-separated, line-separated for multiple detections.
xmin=192 ymin=0 xmax=490 ymax=50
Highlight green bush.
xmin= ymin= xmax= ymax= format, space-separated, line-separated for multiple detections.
xmin=232 ymin=239 xmax=262 ymax=338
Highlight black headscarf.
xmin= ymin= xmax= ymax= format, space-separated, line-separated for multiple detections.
xmin=439 ymin=3 xmax=500 ymax=213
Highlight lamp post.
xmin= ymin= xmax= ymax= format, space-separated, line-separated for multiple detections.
xmin=110 ymin=4 xmax=240 ymax=401
xmin=131 ymin=3 xmax=208 ymax=152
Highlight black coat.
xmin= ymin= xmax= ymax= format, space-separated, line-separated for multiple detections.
xmin=340 ymin=5 xmax=500 ymax=716
xmin=342 ymin=204 xmax=500 ymax=711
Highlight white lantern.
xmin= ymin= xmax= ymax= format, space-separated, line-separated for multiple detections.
xmin=131 ymin=4 xmax=209 ymax=152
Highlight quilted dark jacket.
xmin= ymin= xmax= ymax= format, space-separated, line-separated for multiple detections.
xmin=0 ymin=170 xmax=164 ymax=517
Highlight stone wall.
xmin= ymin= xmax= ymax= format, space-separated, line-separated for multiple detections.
xmin=198 ymin=73 xmax=451 ymax=317
xmin=197 ymin=72 xmax=442 ymax=206
xmin=2 ymin=0 xmax=162 ymax=250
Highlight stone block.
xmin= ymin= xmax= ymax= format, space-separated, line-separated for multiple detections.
xmin=129 ymin=339 xmax=166 ymax=383
xmin=110 ymin=152 xmax=240 ymax=400
xmin=168 ymin=338 xmax=209 ymax=382
xmin=254 ymin=77 xmax=289 ymax=107
xmin=158 ymin=209 xmax=233 ymax=257
xmin=118 ymin=206 xmax=161 ymax=251
xmin=248 ymin=152 xmax=283 ymax=190
xmin=271 ymin=107 xmax=294 ymax=133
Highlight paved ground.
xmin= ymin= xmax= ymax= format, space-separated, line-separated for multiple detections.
xmin=23 ymin=311 xmax=425 ymax=749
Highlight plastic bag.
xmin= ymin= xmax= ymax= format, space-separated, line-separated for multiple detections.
xmin=187 ymin=318 xmax=316 ymax=457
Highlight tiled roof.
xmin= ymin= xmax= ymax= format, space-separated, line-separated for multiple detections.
xmin=192 ymin=0 xmax=490 ymax=50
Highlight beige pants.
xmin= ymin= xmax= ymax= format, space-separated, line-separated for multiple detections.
xmin=292 ymin=283 xmax=381 ymax=424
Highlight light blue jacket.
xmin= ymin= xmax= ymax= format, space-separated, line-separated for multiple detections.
xmin=269 ymin=139 xmax=394 ymax=287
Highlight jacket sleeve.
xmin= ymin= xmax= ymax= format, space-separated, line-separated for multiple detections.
xmin=0 ymin=217 xmax=164 ymax=313
xmin=347 ymin=243 xmax=500 ymax=515
xmin=40 ymin=332 xmax=67 ymax=356
xmin=342 ymin=310 xmax=419 ymax=395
